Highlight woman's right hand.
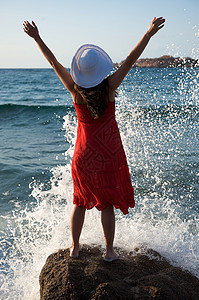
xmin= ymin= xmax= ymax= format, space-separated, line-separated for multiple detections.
xmin=23 ymin=20 xmax=40 ymax=40
xmin=147 ymin=17 xmax=165 ymax=38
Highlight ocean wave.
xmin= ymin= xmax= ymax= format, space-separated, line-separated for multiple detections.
xmin=0 ymin=103 xmax=75 ymax=122
xmin=0 ymin=103 xmax=73 ymax=111
xmin=0 ymin=102 xmax=198 ymax=119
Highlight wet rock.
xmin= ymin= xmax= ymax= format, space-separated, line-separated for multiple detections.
xmin=39 ymin=245 xmax=199 ymax=300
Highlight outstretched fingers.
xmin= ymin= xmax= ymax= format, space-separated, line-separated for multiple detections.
xmin=148 ymin=16 xmax=165 ymax=37
xmin=23 ymin=20 xmax=39 ymax=38
xmin=23 ymin=20 xmax=29 ymax=32
xmin=23 ymin=21 xmax=32 ymax=33
xmin=153 ymin=17 xmax=165 ymax=29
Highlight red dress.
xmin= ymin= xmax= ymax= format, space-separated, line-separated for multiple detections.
xmin=71 ymin=100 xmax=135 ymax=215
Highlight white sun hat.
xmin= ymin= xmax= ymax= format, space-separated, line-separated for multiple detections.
xmin=71 ymin=44 xmax=113 ymax=88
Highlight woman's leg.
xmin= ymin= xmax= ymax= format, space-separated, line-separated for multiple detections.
xmin=70 ymin=205 xmax=86 ymax=257
xmin=101 ymin=205 xmax=118 ymax=260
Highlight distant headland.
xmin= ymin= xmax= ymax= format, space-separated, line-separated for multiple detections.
xmin=114 ymin=55 xmax=199 ymax=68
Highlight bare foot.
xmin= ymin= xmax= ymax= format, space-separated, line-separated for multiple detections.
xmin=104 ymin=249 xmax=119 ymax=262
xmin=70 ymin=245 xmax=80 ymax=258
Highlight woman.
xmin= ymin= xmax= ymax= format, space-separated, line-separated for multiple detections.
xmin=23 ymin=16 xmax=165 ymax=261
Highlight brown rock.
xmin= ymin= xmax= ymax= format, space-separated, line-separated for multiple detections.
xmin=39 ymin=245 xmax=199 ymax=300
xmin=114 ymin=56 xmax=199 ymax=68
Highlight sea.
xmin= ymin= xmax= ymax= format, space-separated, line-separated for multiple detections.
xmin=0 ymin=67 xmax=198 ymax=299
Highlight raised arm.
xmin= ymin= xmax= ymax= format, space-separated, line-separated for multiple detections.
xmin=23 ymin=21 xmax=75 ymax=95
xmin=108 ymin=17 xmax=165 ymax=91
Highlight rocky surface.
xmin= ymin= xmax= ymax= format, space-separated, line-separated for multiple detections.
xmin=39 ymin=245 xmax=199 ymax=300
xmin=114 ymin=55 xmax=199 ymax=68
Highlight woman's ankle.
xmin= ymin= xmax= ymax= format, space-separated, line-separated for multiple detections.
xmin=70 ymin=242 xmax=79 ymax=251
xmin=105 ymin=247 xmax=118 ymax=258
xmin=104 ymin=250 xmax=118 ymax=260
xmin=70 ymin=243 xmax=80 ymax=257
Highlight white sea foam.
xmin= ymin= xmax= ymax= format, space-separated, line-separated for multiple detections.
xmin=1 ymin=161 xmax=198 ymax=299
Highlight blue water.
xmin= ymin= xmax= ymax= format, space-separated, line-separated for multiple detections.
xmin=0 ymin=67 xmax=198 ymax=299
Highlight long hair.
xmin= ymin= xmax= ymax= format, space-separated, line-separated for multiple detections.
xmin=74 ymin=78 xmax=109 ymax=119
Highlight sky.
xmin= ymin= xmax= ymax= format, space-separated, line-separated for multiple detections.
xmin=0 ymin=0 xmax=199 ymax=68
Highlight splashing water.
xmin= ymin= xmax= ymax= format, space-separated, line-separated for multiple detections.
xmin=0 ymin=67 xmax=199 ymax=299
